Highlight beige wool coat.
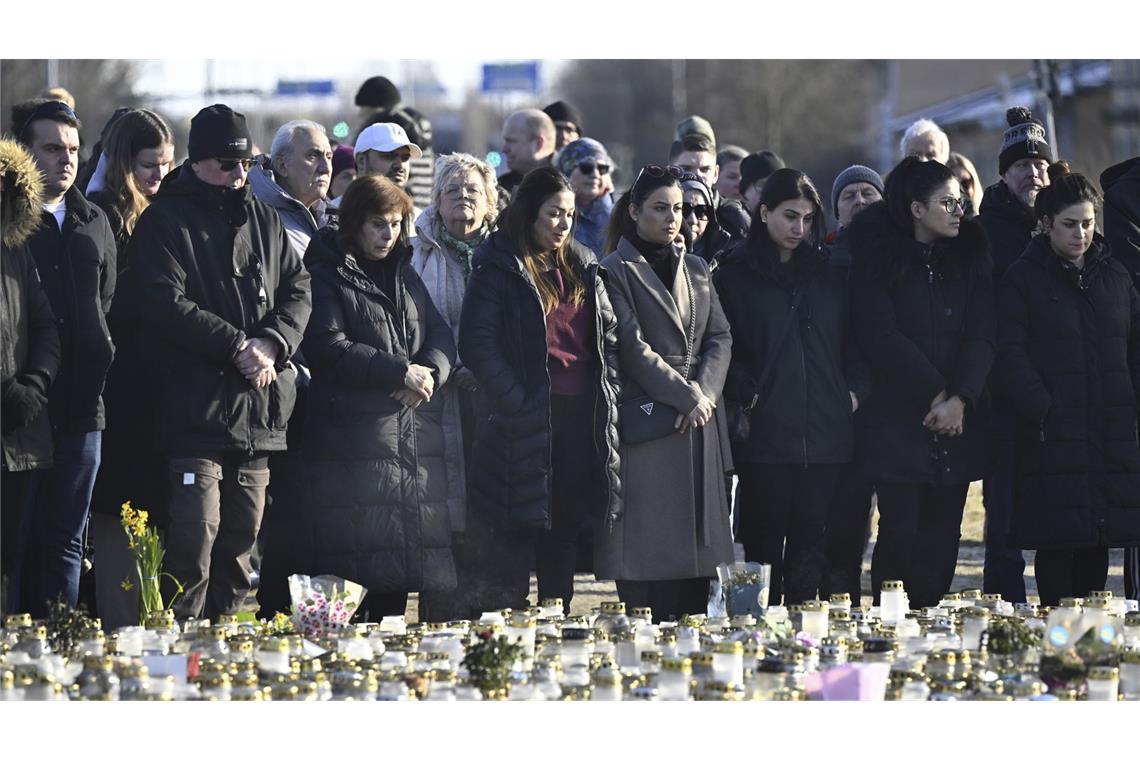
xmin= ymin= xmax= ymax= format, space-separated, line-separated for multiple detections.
xmin=595 ymin=236 xmax=735 ymax=581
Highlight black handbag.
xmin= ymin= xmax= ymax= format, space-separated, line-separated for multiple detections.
xmin=618 ymin=260 xmax=697 ymax=445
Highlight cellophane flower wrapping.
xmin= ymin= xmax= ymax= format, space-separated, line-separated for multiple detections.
xmin=716 ymin=562 xmax=771 ymax=618
xmin=288 ymin=574 xmax=367 ymax=636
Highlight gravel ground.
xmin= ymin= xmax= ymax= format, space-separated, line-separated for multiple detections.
xmin=397 ymin=481 xmax=1127 ymax=622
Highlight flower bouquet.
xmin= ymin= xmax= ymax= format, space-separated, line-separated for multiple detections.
xmin=120 ymin=502 xmax=183 ymax=625
xmin=716 ymin=561 xmax=771 ymax=618
xmin=287 ymin=574 xmax=367 ymax=636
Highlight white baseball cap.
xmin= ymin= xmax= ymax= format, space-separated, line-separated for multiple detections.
xmin=354 ymin=122 xmax=423 ymax=159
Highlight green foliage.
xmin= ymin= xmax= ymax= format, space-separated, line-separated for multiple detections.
xmin=44 ymin=597 xmax=97 ymax=656
xmin=462 ymin=633 xmax=523 ymax=696
xmin=985 ymin=616 xmax=1041 ymax=655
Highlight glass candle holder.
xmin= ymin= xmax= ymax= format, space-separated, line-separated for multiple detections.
xmin=1086 ymin=666 xmax=1119 ymax=701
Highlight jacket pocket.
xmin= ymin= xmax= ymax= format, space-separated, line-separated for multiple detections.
xmin=269 ymin=362 xmax=298 ymax=430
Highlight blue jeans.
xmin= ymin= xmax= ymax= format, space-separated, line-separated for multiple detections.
xmin=982 ymin=415 xmax=1027 ymax=603
xmin=26 ymin=430 xmax=102 ymax=616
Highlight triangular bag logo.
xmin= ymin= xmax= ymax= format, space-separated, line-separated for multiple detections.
xmin=640 ymin=402 xmax=654 ymax=416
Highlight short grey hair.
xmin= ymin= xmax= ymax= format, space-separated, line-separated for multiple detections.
xmin=270 ymin=119 xmax=327 ymax=163
xmin=430 ymin=152 xmax=500 ymax=225
xmin=899 ymin=118 xmax=949 ymax=162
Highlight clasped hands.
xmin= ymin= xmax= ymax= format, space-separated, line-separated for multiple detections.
xmin=675 ymin=391 xmax=716 ymax=434
xmin=234 ymin=337 xmax=279 ymax=389
xmin=924 ymin=390 xmax=965 ymax=436
xmin=391 ymin=363 xmax=435 ymax=409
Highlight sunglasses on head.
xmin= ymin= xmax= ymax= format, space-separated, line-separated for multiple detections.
xmin=216 ymin=157 xmax=256 ymax=172
xmin=577 ymin=162 xmax=611 ymax=176
xmin=682 ymin=203 xmax=712 ymax=220
xmin=633 ymin=164 xmax=683 ymax=192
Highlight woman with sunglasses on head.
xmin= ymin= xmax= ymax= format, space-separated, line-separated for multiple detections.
xmin=459 ymin=166 xmax=622 ymax=615
xmin=677 ymin=171 xmax=733 ymax=270
xmin=713 ymin=168 xmax=870 ymax=605
xmin=847 ymin=156 xmax=995 ymax=609
xmin=995 ymin=161 xmax=1140 ymax=606
xmin=84 ymin=108 xmax=175 ymax=629
xmin=557 ymin=138 xmax=615 ymax=256
xmin=596 ymin=164 xmax=734 ymax=622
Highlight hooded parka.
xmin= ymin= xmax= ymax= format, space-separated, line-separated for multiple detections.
xmin=595 ymin=236 xmax=734 ymax=580
xmin=458 ymin=230 xmax=622 ymax=531
xmin=128 ymin=162 xmax=312 ymax=455
xmin=302 ymin=229 xmax=458 ymax=594
xmin=847 ymin=202 xmax=996 ymax=484
xmin=995 ymin=234 xmax=1140 ymax=550
xmin=1101 ymin=157 xmax=1140 ymax=289
xmin=1 ymin=139 xmax=60 ymax=472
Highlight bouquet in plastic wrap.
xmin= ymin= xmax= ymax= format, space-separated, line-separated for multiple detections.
xmin=716 ymin=561 xmax=771 ymax=618
xmin=288 ymin=574 xmax=367 ymax=636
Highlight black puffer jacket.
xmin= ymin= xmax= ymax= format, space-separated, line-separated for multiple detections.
xmin=302 ymin=229 xmax=457 ymax=593
xmin=847 ymin=202 xmax=995 ymax=484
xmin=25 ymin=184 xmax=116 ymax=433
xmin=715 ymin=235 xmax=870 ymax=465
xmin=1101 ymin=156 xmax=1140 ymax=289
xmin=2 ymin=139 xmax=60 ymax=471
xmin=458 ymin=230 xmax=622 ymax=529
xmin=976 ymin=180 xmax=1037 ymax=285
xmin=129 ymin=162 xmax=312 ymax=455
xmin=996 ymin=234 xmax=1140 ymax=549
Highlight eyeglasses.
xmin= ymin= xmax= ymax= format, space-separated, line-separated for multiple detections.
xmin=443 ymin=183 xmax=484 ymax=199
xmin=931 ymin=196 xmax=967 ymax=214
xmin=682 ymin=203 xmax=712 ymax=220
xmin=216 ymin=157 xmax=256 ymax=172
xmin=577 ymin=162 xmax=611 ymax=176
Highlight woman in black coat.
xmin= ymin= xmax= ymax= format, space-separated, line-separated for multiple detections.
xmin=847 ymin=157 xmax=995 ymax=608
xmin=715 ymin=168 xmax=870 ymax=605
xmin=301 ymin=176 xmax=457 ymax=621
xmin=459 ymin=166 xmax=621 ymax=615
xmin=996 ymin=162 xmax=1140 ymax=606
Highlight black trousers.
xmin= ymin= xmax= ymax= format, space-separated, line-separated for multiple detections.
xmin=359 ymin=590 xmax=408 ymax=622
xmin=534 ymin=394 xmax=597 ymax=615
xmin=735 ymin=463 xmax=842 ymax=606
xmin=1034 ymin=547 xmax=1110 ymax=608
xmin=821 ymin=463 xmax=874 ymax=605
xmin=871 ymin=481 xmax=968 ymax=609
xmin=616 ymin=578 xmax=710 ymax=622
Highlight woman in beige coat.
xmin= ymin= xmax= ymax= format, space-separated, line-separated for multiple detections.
xmin=596 ymin=165 xmax=735 ymax=621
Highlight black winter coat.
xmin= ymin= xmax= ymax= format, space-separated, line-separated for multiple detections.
xmin=302 ymin=230 xmax=458 ymax=593
xmin=129 ymin=163 xmax=312 ymax=455
xmin=458 ymin=230 xmax=622 ymax=529
xmin=847 ymin=202 xmax=995 ymax=484
xmin=25 ymin=184 xmax=116 ymax=433
xmin=996 ymin=235 xmax=1140 ymax=550
xmin=715 ymin=235 xmax=870 ymax=465
xmin=1101 ymin=156 xmax=1140 ymax=289
xmin=976 ymin=180 xmax=1037 ymax=285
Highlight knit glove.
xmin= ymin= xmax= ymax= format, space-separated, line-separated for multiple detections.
xmin=1 ymin=378 xmax=48 ymax=433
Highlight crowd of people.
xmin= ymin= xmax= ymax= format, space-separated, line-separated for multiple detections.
xmin=2 ymin=75 xmax=1139 ymax=629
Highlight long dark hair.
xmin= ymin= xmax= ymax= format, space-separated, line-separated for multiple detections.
xmin=883 ymin=155 xmax=955 ymax=235
xmin=602 ymin=165 xmax=683 ymax=255
xmin=501 ymin=165 xmax=584 ymax=313
xmin=746 ymin=167 xmax=826 ymax=247
xmin=1034 ymin=160 xmax=1101 ymax=221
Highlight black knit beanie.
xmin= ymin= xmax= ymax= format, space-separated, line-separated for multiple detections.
xmin=188 ymin=104 xmax=253 ymax=162
xmin=738 ymin=151 xmax=785 ymax=194
xmin=998 ymin=106 xmax=1050 ymax=175
xmin=544 ymin=100 xmax=584 ymax=132
xmin=355 ymin=76 xmax=401 ymax=110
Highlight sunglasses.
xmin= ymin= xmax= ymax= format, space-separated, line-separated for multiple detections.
xmin=577 ymin=162 xmax=611 ymax=176
xmin=216 ymin=157 xmax=256 ymax=172
xmin=682 ymin=203 xmax=712 ymax=220
xmin=633 ymin=164 xmax=684 ymax=192
xmin=932 ymin=196 xmax=967 ymax=214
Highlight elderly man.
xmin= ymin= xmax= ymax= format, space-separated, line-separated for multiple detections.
xmin=900 ymin=118 xmax=951 ymax=164
xmin=249 ymin=120 xmax=333 ymax=258
xmin=129 ymin=104 xmax=312 ymax=620
xmin=497 ymin=109 xmax=556 ymax=198
xmin=976 ymin=106 xmax=1052 ymax=605
xmin=825 ymin=164 xmax=884 ymax=268
xmin=11 ymin=98 xmax=116 ymax=617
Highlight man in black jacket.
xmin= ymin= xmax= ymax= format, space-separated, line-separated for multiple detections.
xmin=12 ymin=99 xmax=116 ymax=616
xmin=129 ymin=104 xmax=312 ymax=620
xmin=975 ymin=106 xmax=1051 ymax=604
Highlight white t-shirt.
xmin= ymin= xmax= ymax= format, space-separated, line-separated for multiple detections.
xmin=43 ymin=200 xmax=66 ymax=230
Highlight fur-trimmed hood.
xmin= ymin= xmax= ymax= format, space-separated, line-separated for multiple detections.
xmin=0 ymin=138 xmax=44 ymax=249
xmin=846 ymin=200 xmax=991 ymax=286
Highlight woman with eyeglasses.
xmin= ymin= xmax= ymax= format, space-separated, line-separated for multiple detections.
xmin=85 ymin=108 xmax=176 ymax=629
xmin=557 ymin=138 xmax=615 ymax=256
xmin=300 ymin=175 xmax=458 ymax=621
xmin=847 ymin=156 xmax=995 ymax=609
xmin=713 ymin=168 xmax=869 ymax=605
xmin=946 ymin=152 xmax=983 ymax=220
xmin=595 ymin=164 xmax=734 ymax=621
xmin=459 ymin=166 xmax=622 ymax=616
xmin=409 ymin=152 xmax=508 ymax=621
xmin=677 ymin=171 xmax=733 ymax=269
xmin=996 ymin=161 xmax=1140 ymax=606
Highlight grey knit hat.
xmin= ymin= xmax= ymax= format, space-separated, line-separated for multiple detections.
xmin=830 ymin=164 xmax=884 ymax=217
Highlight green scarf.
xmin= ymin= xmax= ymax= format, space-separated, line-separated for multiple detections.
xmin=436 ymin=216 xmax=490 ymax=281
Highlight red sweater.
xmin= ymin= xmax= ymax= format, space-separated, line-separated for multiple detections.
xmin=545 ymin=267 xmax=596 ymax=396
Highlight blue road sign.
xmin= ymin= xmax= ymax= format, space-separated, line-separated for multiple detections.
xmin=481 ymin=62 xmax=540 ymax=94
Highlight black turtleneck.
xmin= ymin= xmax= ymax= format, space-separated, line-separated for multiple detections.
xmin=630 ymin=233 xmax=678 ymax=287
xmin=357 ymin=252 xmax=400 ymax=303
